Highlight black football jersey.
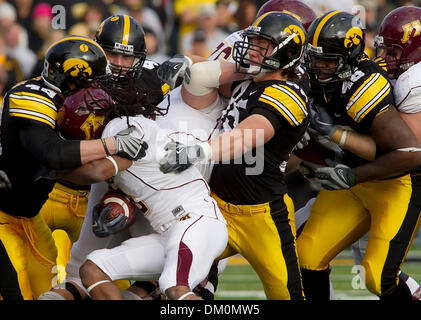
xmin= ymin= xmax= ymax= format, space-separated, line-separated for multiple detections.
xmin=315 ymin=58 xmax=394 ymax=133
xmin=210 ymin=79 xmax=309 ymax=208
xmin=312 ymin=58 xmax=394 ymax=167
xmin=0 ymin=77 xmax=63 ymax=217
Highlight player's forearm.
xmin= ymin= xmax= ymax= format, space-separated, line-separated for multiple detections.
xmin=208 ymin=115 xmax=271 ymax=162
xmin=209 ymin=128 xmax=248 ymax=162
xmin=354 ymin=149 xmax=421 ymax=184
xmin=57 ymin=156 xmax=132 ymax=185
xmin=331 ymin=128 xmax=376 ymax=161
xmin=80 ymin=138 xmax=116 ymax=165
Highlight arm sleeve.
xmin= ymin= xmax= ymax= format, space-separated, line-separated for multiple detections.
xmin=19 ymin=124 xmax=82 ymax=170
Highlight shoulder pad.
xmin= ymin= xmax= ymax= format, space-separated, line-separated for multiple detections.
xmin=8 ymin=80 xmax=60 ymax=128
xmin=258 ymin=82 xmax=308 ymax=126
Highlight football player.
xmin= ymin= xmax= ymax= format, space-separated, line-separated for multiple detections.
xmin=305 ymin=6 xmax=421 ymax=299
xmin=95 ymin=15 xmax=171 ymax=108
xmin=295 ymin=11 xmax=421 ymax=300
xmin=77 ymin=114 xmax=228 ymax=300
xmin=37 ymin=15 xmax=220 ymax=301
xmin=0 ymin=36 xmax=147 ymax=300
xmin=192 ymin=0 xmax=319 ymax=299
xmin=159 ymin=12 xmax=309 ymax=300
xmin=37 ymin=14 xmax=170 ymax=293
xmin=36 ymin=84 xmax=229 ymax=300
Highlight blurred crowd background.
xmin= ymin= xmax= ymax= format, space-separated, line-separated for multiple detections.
xmin=0 ymin=0 xmax=420 ymax=104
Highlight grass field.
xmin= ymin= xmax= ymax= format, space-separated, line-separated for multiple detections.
xmin=215 ymin=245 xmax=421 ymax=300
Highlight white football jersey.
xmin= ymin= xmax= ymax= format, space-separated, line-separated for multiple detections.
xmin=208 ymin=30 xmax=244 ymax=63
xmin=394 ymin=62 xmax=421 ymax=113
xmin=102 ymin=116 xmax=225 ymax=233
xmin=156 ymin=86 xmax=227 ymax=181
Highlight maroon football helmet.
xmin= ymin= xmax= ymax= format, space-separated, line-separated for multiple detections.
xmin=57 ymin=87 xmax=114 ymax=140
xmin=374 ymin=6 xmax=421 ymax=79
xmin=257 ymin=0 xmax=316 ymax=31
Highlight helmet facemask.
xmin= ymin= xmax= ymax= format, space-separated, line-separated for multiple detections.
xmin=306 ymin=44 xmax=352 ymax=93
xmin=105 ymin=47 xmax=146 ymax=81
xmin=374 ymin=35 xmax=409 ymax=79
xmin=233 ymin=31 xmax=304 ymax=77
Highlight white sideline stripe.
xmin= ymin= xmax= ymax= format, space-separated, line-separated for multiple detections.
xmin=220 ymin=275 xmax=262 ymax=281
xmin=334 ymin=293 xmax=379 ymax=300
xmin=215 ymin=291 xmax=379 ymax=300
xmin=215 ymin=290 xmax=266 ymax=298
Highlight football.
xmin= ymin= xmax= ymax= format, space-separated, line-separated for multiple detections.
xmin=99 ymin=190 xmax=135 ymax=226
xmin=293 ymin=131 xmax=341 ymax=166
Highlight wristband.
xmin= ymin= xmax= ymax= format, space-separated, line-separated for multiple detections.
xmin=101 ymin=138 xmax=111 ymax=156
xmin=105 ymin=156 xmax=119 ymax=176
xmin=338 ymin=130 xmax=348 ymax=147
xmin=87 ymin=280 xmax=111 ymax=293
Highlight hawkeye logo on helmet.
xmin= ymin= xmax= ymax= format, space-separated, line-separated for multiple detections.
xmin=284 ymin=25 xmax=305 ymax=45
xmin=63 ymin=58 xmax=92 ymax=77
xmin=114 ymin=42 xmax=134 ymax=53
xmin=344 ymin=27 xmax=363 ymax=48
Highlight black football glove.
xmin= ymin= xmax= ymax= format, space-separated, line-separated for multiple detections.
xmin=156 ymin=54 xmax=192 ymax=90
xmin=159 ymin=141 xmax=206 ymax=174
xmin=315 ymin=164 xmax=355 ymax=190
xmin=293 ymin=131 xmax=310 ymax=151
xmin=113 ymin=126 xmax=148 ymax=161
xmin=309 ymin=102 xmax=338 ymax=138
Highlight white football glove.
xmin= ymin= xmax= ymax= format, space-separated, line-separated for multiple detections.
xmin=159 ymin=141 xmax=208 ymax=174
xmin=113 ymin=126 xmax=148 ymax=161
